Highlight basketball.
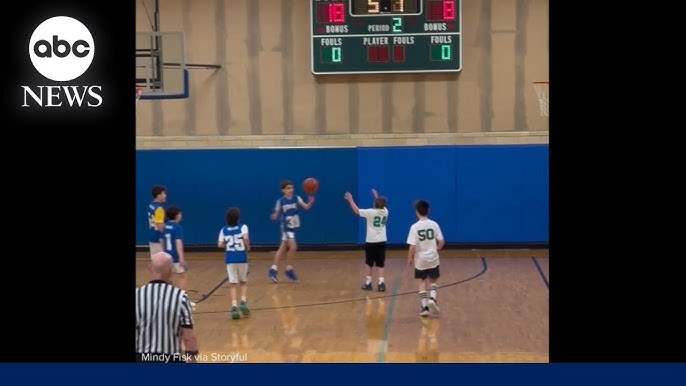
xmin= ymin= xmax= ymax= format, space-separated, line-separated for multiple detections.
xmin=302 ymin=177 xmax=319 ymax=195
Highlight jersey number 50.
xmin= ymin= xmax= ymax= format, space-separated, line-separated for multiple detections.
xmin=417 ymin=229 xmax=435 ymax=241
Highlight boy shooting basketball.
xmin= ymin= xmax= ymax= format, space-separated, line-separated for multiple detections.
xmin=268 ymin=179 xmax=315 ymax=283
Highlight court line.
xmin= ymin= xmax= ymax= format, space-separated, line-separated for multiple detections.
xmin=193 ymin=276 xmax=228 ymax=304
xmin=376 ymin=271 xmax=403 ymax=363
xmin=530 ymin=257 xmax=549 ymax=290
xmin=192 ymin=256 xmax=488 ymax=315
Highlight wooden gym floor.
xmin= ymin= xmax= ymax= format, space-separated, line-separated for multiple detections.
xmin=135 ymin=249 xmax=549 ymax=363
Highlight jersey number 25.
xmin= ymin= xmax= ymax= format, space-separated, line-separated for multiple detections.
xmin=224 ymin=234 xmax=246 ymax=252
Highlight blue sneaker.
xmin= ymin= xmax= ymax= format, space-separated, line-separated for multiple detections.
xmin=268 ymin=268 xmax=278 ymax=283
xmin=361 ymin=283 xmax=373 ymax=291
xmin=377 ymin=282 xmax=386 ymax=292
xmin=285 ymin=268 xmax=298 ymax=281
xmin=231 ymin=305 xmax=240 ymax=320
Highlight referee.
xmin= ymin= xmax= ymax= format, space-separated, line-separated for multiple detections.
xmin=136 ymin=251 xmax=199 ymax=363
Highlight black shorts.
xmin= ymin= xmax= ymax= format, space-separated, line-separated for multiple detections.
xmin=364 ymin=242 xmax=386 ymax=268
xmin=414 ymin=265 xmax=440 ymax=280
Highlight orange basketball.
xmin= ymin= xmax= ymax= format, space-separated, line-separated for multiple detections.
xmin=302 ymin=177 xmax=319 ymax=195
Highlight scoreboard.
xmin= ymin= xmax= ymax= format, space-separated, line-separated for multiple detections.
xmin=310 ymin=0 xmax=462 ymax=75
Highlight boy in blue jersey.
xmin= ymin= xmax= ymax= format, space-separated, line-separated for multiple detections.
xmin=147 ymin=185 xmax=167 ymax=258
xmin=268 ymin=179 xmax=315 ymax=283
xmin=218 ymin=207 xmax=251 ymax=320
xmin=162 ymin=206 xmax=196 ymax=309
xmin=161 ymin=206 xmax=187 ymax=274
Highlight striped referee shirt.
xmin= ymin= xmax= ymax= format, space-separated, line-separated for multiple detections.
xmin=135 ymin=280 xmax=194 ymax=355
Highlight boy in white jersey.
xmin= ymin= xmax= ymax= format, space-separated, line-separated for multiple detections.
xmin=406 ymin=200 xmax=445 ymax=317
xmin=344 ymin=189 xmax=389 ymax=292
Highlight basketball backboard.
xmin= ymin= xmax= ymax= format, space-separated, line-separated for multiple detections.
xmin=136 ymin=31 xmax=189 ymax=100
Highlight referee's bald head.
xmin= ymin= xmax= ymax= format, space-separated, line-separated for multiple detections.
xmin=150 ymin=251 xmax=173 ymax=278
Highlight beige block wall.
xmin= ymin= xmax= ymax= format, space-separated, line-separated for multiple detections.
xmin=136 ymin=0 xmax=549 ymax=148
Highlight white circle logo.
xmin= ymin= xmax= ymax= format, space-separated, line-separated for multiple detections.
xmin=28 ymin=16 xmax=95 ymax=82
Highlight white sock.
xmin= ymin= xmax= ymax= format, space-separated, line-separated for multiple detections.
xmin=430 ymin=283 xmax=438 ymax=301
xmin=365 ymin=276 xmax=372 ymax=285
xmin=378 ymin=277 xmax=385 ymax=284
xmin=419 ymin=291 xmax=428 ymax=308
xmin=271 ymin=265 xmax=278 ymax=271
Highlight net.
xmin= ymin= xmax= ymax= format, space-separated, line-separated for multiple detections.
xmin=532 ymin=81 xmax=548 ymax=117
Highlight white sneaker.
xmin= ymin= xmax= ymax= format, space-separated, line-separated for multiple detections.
xmin=427 ymin=299 xmax=440 ymax=315
xmin=190 ymin=301 xmax=197 ymax=310
xmin=419 ymin=307 xmax=430 ymax=317
xmin=173 ymin=263 xmax=186 ymax=274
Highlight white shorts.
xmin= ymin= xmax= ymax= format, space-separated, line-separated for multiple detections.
xmin=281 ymin=231 xmax=296 ymax=242
xmin=149 ymin=242 xmax=162 ymax=258
xmin=226 ymin=263 xmax=248 ymax=284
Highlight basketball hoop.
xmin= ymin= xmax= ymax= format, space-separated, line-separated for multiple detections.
xmin=532 ymin=81 xmax=548 ymax=117
xmin=135 ymin=85 xmax=143 ymax=105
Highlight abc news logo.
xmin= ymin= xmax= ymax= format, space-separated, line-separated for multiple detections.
xmin=21 ymin=16 xmax=102 ymax=108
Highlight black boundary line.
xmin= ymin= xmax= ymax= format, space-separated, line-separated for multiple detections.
xmin=191 ymin=256 xmax=489 ymax=315
xmin=531 ymin=256 xmax=549 ymax=290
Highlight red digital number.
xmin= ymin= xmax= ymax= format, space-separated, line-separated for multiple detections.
xmin=329 ymin=2 xmax=346 ymax=23
xmin=443 ymin=1 xmax=455 ymax=20
xmin=317 ymin=4 xmax=328 ymax=23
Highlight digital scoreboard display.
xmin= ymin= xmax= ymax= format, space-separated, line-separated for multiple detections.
xmin=311 ymin=0 xmax=462 ymax=75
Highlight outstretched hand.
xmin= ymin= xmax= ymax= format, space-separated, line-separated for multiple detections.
xmin=308 ymin=195 xmax=316 ymax=203
xmin=371 ymin=189 xmax=378 ymax=198
xmin=344 ymin=192 xmax=353 ymax=201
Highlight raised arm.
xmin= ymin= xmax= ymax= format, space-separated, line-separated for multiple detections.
xmin=344 ymin=192 xmax=360 ymax=215
xmin=371 ymin=189 xmax=379 ymax=199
